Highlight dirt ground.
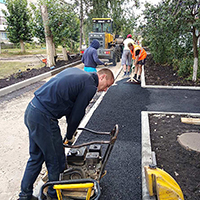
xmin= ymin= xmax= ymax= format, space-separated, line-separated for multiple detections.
xmin=145 ymin=54 xmax=200 ymax=86
xmin=149 ymin=114 xmax=200 ymax=200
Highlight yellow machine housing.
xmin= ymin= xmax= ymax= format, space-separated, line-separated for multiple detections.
xmin=91 ymin=18 xmax=114 ymax=49
xmin=84 ymin=18 xmax=123 ymax=66
xmin=144 ymin=166 xmax=184 ymax=200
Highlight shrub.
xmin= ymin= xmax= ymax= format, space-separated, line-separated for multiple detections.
xmin=176 ymin=56 xmax=193 ymax=78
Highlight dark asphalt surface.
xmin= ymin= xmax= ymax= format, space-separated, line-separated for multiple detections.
xmin=75 ymin=75 xmax=200 ymax=200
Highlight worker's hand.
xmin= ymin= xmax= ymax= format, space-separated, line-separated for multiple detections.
xmin=104 ymin=62 xmax=108 ymax=66
xmin=64 ymin=135 xmax=75 ymax=145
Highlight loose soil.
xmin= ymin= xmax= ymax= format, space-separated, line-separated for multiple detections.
xmin=1 ymin=53 xmax=200 ymax=88
xmin=149 ymin=114 xmax=200 ymax=200
xmin=145 ymin=54 xmax=200 ymax=86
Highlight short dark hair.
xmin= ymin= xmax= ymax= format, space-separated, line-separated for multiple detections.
xmin=128 ymin=43 xmax=133 ymax=48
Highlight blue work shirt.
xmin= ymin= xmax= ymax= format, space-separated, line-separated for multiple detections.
xmin=32 ymin=67 xmax=98 ymax=139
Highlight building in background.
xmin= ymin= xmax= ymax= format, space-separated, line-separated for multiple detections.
xmin=0 ymin=0 xmax=8 ymax=43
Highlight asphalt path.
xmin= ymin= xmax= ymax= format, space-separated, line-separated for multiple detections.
xmin=147 ymin=88 xmax=200 ymax=113
xmin=75 ymin=74 xmax=200 ymax=200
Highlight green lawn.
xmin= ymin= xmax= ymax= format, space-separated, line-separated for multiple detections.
xmin=0 ymin=46 xmax=64 ymax=79
xmin=0 ymin=61 xmax=45 ymax=79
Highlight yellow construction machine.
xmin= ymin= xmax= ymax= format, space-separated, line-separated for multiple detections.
xmin=81 ymin=18 xmax=123 ymax=66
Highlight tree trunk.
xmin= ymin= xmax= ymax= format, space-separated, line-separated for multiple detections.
xmin=62 ymin=46 xmax=68 ymax=61
xmin=20 ymin=40 xmax=25 ymax=53
xmin=41 ymin=5 xmax=55 ymax=67
xmin=192 ymin=26 xmax=198 ymax=82
xmin=53 ymin=42 xmax=56 ymax=57
xmin=79 ymin=0 xmax=83 ymax=51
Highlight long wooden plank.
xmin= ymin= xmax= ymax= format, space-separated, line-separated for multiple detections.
xmin=181 ymin=117 xmax=200 ymax=125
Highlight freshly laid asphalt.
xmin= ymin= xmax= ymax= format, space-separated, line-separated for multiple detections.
xmin=75 ymin=74 xmax=200 ymax=200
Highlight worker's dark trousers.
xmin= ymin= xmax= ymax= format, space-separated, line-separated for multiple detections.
xmin=19 ymin=103 xmax=66 ymax=200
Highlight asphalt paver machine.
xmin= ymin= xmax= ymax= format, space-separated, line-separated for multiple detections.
xmin=39 ymin=124 xmax=119 ymax=200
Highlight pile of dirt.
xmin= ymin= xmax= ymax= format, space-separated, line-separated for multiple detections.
xmin=145 ymin=54 xmax=200 ymax=86
xmin=0 ymin=54 xmax=81 ymax=89
xmin=149 ymin=114 xmax=200 ymax=200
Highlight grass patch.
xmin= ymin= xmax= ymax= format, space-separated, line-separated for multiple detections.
xmin=0 ymin=62 xmax=45 ymax=79
xmin=0 ymin=46 xmax=63 ymax=57
xmin=0 ymin=48 xmax=47 ymax=57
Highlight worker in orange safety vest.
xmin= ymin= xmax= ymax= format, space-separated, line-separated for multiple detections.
xmin=128 ymin=43 xmax=147 ymax=83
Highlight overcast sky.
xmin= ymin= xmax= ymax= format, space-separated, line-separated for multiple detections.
xmin=64 ymin=0 xmax=162 ymax=19
xmin=133 ymin=0 xmax=162 ymax=16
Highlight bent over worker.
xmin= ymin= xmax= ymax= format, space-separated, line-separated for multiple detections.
xmin=18 ymin=67 xmax=114 ymax=200
xmin=128 ymin=43 xmax=147 ymax=83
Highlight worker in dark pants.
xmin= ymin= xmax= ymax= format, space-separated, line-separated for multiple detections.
xmin=18 ymin=67 xmax=114 ymax=200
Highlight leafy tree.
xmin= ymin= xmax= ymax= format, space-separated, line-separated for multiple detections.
xmin=29 ymin=3 xmax=45 ymax=44
xmin=2 ymin=0 xmax=32 ymax=53
xmin=47 ymin=1 xmax=80 ymax=51
xmin=73 ymin=0 xmax=138 ymax=46
xmin=30 ymin=0 xmax=79 ymax=61
xmin=142 ymin=0 xmax=200 ymax=81
xmin=172 ymin=0 xmax=200 ymax=81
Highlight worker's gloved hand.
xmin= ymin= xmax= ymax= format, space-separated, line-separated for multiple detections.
xmin=104 ymin=62 xmax=108 ymax=66
xmin=64 ymin=135 xmax=75 ymax=145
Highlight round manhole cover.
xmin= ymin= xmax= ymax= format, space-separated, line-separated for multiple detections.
xmin=177 ymin=132 xmax=200 ymax=152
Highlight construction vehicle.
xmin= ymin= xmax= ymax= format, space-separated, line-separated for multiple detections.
xmin=39 ymin=124 xmax=119 ymax=200
xmin=81 ymin=18 xmax=123 ymax=66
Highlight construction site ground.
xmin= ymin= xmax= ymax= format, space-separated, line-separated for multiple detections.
xmin=0 ymin=57 xmax=200 ymax=200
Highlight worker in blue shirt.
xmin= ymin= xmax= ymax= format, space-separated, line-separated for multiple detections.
xmin=82 ymin=39 xmax=107 ymax=72
xmin=18 ymin=67 xmax=114 ymax=200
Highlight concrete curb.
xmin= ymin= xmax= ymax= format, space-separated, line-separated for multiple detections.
xmin=141 ymin=111 xmax=156 ymax=200
xmin=0 ymin=60 xmax=82 ymax=97
xmin=1 ymin=60 xmax=199 ymax=98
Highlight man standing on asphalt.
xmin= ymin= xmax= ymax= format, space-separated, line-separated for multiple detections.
xmin=128 ymin=43 xmax=147 ymax=83
xmin=18 ymin=67 xmax=114 ymax=200
xmin=82 ymin=39 xmax=107 ymax=72
xmin=121 ymin=34 xmax=135 ymax=76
